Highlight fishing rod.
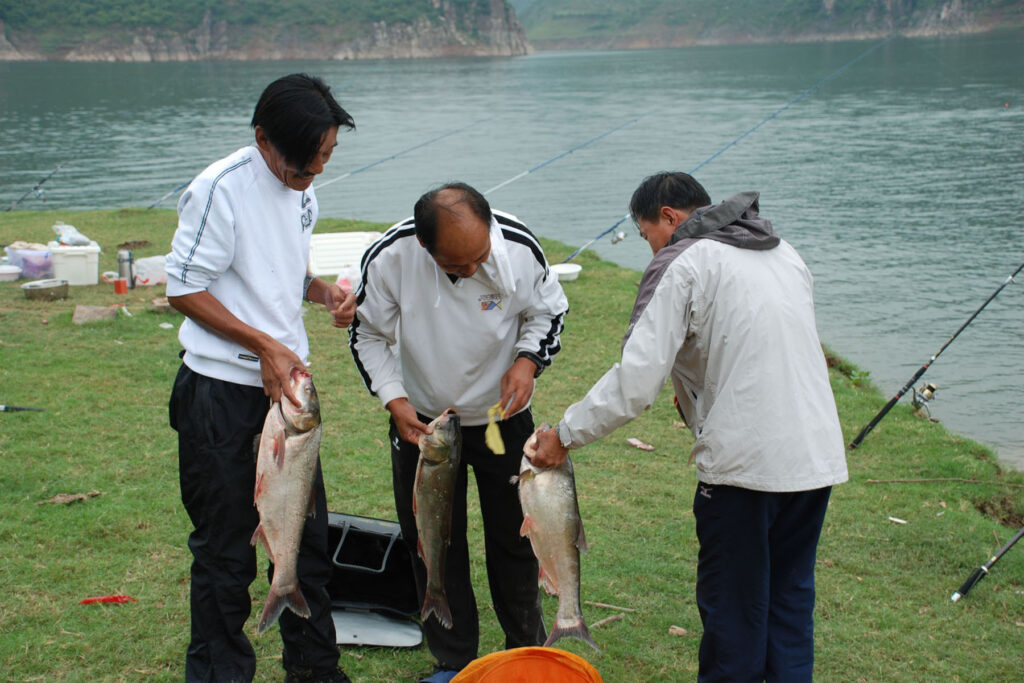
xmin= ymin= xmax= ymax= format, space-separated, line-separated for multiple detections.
xmin=147 ymin=118 xmax=490 ymax=209
xmin=562 ymin=35 xmax=894 ymax=263
xmin=848 ymin=259 xmax=1024 ymax=449
xmin=5 ymin=164 xmax=63 ymax=212
xmin=950 ymin=524 xmax=1024 ymax=602
xmin=148 ymin=181 xmax=192 ymax=210
xmin=482 ymin=110 xmax=654 ymax=196
xmin=315 ymin=117 xmax=490 ymax=192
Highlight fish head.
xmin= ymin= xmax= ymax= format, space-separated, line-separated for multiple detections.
xmin=419 ymin=409 xmax=461 ymax=464
xmin=280 ymin=368 xmax=321 ymax=433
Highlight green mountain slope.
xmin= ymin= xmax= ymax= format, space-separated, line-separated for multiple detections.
xmin=517 ymin=0 xmax=1024 ymax=48
xmin=0 ymin=0 xmax=529 ymax=60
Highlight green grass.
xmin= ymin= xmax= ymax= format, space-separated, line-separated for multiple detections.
xmin=2 ymin=208 xmax=1023 ymax=681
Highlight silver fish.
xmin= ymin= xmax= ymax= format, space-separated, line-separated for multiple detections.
xmin=515 ymin=428 xmax=598 ymax=650
xmin=251 ymin=368 xmax=322 ymax=635
xmin=413 ymin=409 xmax=462 ymax=629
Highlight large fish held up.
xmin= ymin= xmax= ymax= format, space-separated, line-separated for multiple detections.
xmin=251 ymin=367 xmax=323 ymax=635
xmin=515 ymin=426 xmax=599 ymax=651
xmin=413 ymin=409 xmax=462 ymax=629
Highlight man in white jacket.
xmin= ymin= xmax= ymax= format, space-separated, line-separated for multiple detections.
xmin=166 ymin=74 xmax=356 ymax=683
xmin=530 ymin=172 xmax=848 ymax=682
xmin=350 ymin=182 xmax=569 ymax=682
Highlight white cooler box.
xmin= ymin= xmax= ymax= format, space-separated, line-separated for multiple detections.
xmin=47 ymin=241 xmax=101 ymax=286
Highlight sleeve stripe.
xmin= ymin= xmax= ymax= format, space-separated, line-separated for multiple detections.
xmin=355 ymin=221 xmax=416 ymax=305
xmin=348 ymin=317 xmax=377 ymax=396
xmin=179 ymin=157 xmax=251 ymax=285
xmin=495 ymin=212 xmax=547 ymax=273
xmin=533 ymin=309 xmax=566 ymax=366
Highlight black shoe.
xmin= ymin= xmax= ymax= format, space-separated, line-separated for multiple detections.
xmin=283 ymin=666 xmax=352 ymax=683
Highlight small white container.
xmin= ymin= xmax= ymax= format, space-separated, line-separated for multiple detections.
xmin=47 ymin=240 xmax=101 ymax=286
xmin=0 ymin=264 xmax=21 ymax=281
xmin=551 ymin=263 xmax=582 ymax=282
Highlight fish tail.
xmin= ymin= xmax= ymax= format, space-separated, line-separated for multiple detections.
xmin=256 ymin=585 xmax=311 ymax=635
xmin=544 ymin=618 xmax=600 ymax=652
xmin=421 ymin=590 xmax=453 ymax=630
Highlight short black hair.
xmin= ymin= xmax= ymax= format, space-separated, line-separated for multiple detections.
xmin=251 ymin=73 xmax=355 ymax=173
xmin=629 ymin=172 xmax=711 ymax=224
xmin=413 ymin=182 xmax=493 ymax=255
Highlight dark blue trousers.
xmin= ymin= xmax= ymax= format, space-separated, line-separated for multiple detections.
xmin=693 ymin=483 xmax=832 ymax=683
xmin=170 ymin=364 xmax=341 ymax=682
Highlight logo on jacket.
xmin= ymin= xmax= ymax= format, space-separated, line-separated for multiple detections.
xmin=300 ymin=193 xmax=313 ymax=231
xmin=479 ymin=293 xmax=503 ymax=311
xmin=699 ymin=485 xmax=713 ymax=500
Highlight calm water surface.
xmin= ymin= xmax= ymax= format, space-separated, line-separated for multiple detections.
xmin=2 ymin=32 xmax=1022 ymax=469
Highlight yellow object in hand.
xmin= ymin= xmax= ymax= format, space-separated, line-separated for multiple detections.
xmin=485 ymin=400 xmax=508 ymax=455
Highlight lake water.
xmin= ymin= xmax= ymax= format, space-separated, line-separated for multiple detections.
xmin=1 ymin=31 xmax=1022 ymax=470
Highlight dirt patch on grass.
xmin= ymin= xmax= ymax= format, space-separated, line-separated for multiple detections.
xmin=975 ymin=495 xmax=1024 ymax=528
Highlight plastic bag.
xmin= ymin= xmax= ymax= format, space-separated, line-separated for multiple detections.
xmin=133 ymin=255 xmax=167 ymax=286
xmin=51 ymin=221 xmax=91 ymax=246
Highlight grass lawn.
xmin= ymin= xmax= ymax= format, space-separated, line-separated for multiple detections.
xmin=1 ymin=208 xmax=1022 ymax=681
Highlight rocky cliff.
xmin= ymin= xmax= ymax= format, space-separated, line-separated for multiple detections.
xmin=0 ymin=0 xmax=530 ymax=62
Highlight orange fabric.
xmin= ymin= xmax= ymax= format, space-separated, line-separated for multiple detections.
xmin=451 ymin=646 xmax=602 ymax=682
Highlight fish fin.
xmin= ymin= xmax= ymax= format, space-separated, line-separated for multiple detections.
xmin=421 ymin=590 xmax=453 ymax=630
xmin=544 ymin=618 xmax=600 ymax=652
xmin=519 ymin=514 xmax=536 ymax=537
xmin=272 ymin=431 xmax=286 ymax=469
xmin=575 ymin=517 xmax=589 ymax=554
xmin=257 ymin=585 xmax=311 ymax=635
xmin=416 ymin=537 xmax=425 ymax=561
xmin=253 ymin=471 xmax=264 ymax=502
xmin=538 ymin=567 xmax=558 ymax=595
xmin=249 ymin=524 xmax=273 ymax=558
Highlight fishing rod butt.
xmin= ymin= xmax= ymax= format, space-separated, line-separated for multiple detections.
xmin=848 ymin=394 xmax=901 ymax=449
xmin=950 ymin=566 xmax=987 ymax=602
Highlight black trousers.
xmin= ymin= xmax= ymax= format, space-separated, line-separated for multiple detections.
xmin=390 ymin=409 xmax=546 ymax=671
xmin=170 ymin=364 xmax=340 ymax=682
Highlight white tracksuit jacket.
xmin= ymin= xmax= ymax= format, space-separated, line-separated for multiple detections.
xmin=165 ymin=145 xmax=316 ymax=386
xmin=350 ymin=210 xmax=569 ymax=427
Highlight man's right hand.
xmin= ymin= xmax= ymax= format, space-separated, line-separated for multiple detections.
xmin=386 ymin=397 xmax=432 ymax=445
xmin=258 ymin=340 xmax=305 ymax=407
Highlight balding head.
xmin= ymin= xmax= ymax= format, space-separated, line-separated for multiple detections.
xmin=414 ymin=182 xmax=493 ymax=278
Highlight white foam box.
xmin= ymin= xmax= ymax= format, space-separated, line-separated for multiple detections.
xmin=46 ymin=241 xmax=101 ymax=286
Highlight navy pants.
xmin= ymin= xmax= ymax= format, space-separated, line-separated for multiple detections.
xmin=390 ymin=410 xmax=546 ymax=671
xmin=170 ymin=364 xmax=341 ymax=682
xmin=693 ymin=483 xmax=832 ymax=683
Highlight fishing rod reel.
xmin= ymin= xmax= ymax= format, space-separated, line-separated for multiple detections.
xmin=911 ymin=382 xmax=938 ymax=417
xmin=610 ymin=230 xmax=627 ymax=245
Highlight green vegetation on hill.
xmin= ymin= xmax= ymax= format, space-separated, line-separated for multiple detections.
xmin=0 ymin=0 xmax=439 ymax=31
xmin=517 ymin=0 xmax=1024 ymax=46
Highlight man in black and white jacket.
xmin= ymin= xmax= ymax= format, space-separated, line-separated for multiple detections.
xmin=350 ymin=182 xmax=569 ymax=682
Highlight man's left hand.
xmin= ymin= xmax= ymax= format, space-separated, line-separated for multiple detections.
xmin=500 ymin=356 xmax=536 ymax=417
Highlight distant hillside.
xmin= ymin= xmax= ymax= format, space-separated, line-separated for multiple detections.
xmin=0 ymin=0 xmax=530 ymax=61
xmin=518 ymin=0 xmax=1024 ymax=49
